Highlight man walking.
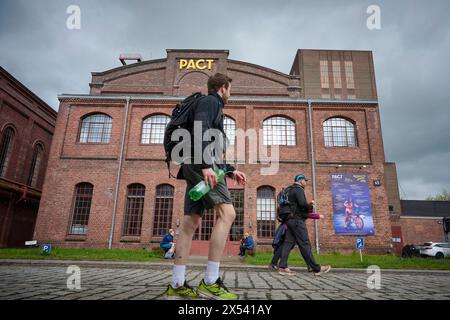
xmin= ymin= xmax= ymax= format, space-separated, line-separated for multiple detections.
xmin=278 ymin=174 xmax=331 ymax=276
xmin=164 ymin=73 xmax=247 ymax=300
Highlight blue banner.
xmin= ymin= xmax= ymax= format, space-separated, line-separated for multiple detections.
xmin=331 ymin=173 xmax=375 ymax=236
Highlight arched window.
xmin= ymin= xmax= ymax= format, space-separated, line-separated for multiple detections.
xmin=27 ymin=143 xmax=43 ymax=187
xmin=153 ymin=184 xmax=174 ymax=237
xmin=256 ymin=186 xmax=276 ymax=239
xmin=68 ymin=183 xmax=94 ymax=235
xmin=122 ymin=184 xmax=146 ymax=236
xmin=263 ymin=116 xmax=296 ymax=146
xmin=229 ymin=189 xmax=244 ymax=241
xmin=224 ymin=116 xmax=236 ymax=146
xmin=0 ymin=127 xmax=14 ymax=177
xmin=141 ymin=115 xmax=170 ymax=144
xmin=79 ymin=113 xmax=112 ymax=144
xmin=323 ymin=117 xmax=357 ymax=147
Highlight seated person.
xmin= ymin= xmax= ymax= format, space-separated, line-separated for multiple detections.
xmin=239 ymin=232 xmax=255 ymax=257
xmin=160 ymin=229 xmax=175 ymax=255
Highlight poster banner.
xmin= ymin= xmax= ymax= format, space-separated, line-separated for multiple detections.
xmin=331 ymin=173 xmax=375 ymax=236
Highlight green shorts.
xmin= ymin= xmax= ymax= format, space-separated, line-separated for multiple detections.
xmin=182 ymin=164 xmax=232 ymax=216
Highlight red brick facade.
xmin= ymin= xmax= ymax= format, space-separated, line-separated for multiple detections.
xmin=0 ymin=67 xmax=57 ymax=247
xmin=34 ymin=49 xmax=393 ymax=255
xmin=400 ymin=217 xmax=447 ymax=245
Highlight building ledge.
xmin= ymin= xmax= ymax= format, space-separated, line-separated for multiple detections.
xmin=120 ymin=236 xmax=141 ymax=243
xmin=65 ymin=235 xmax=87 ymax=241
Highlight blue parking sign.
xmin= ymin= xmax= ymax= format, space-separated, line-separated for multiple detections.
xmin=356 ymin=238 xmax=364 ymax=249
xmin=42 ymin=244 xmax=51 ymax=254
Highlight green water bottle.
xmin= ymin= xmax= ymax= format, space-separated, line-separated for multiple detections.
xmin=188 ymin=168 xmax=226 ymax=201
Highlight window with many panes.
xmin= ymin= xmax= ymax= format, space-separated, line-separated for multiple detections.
xmin=332 ymin=61 xmax=342 ymax=88
xmin=141 ymin=115 xmax=170 ymax=144
xmin=323 ymin=117 xmax=357 ymax=147
xmin=320 ymin=60 xmax=329 ymax=88
xmin=229 ymin=189 xmax=244 ymax=241
xmin=200 ymin=209 xmax=215 ymax=241
xmin=192 ymin=189 xmax=244 ymax=242
xmin=224 ymin=116 xmax=236 ymax=146
xmin=0 ymin=127 xmax=14 ymax=177
xmin=27 ymin=143 xmax=43 ymax=187
xmin=344 ymin=61 xmax=355 ymax=89
xmin=257 ymin=186 xmax=276 ymax=239
xmin=152 ymin=184 xmax=174 ymax=237
xmin=263 ymin=116 xmax=296 ymax=146
xmin=122 ymin=184 xmax=146 ymax=236
xmin=79 ymin=113 xmax=112 ymax=144
xmin=68 ymin=183 xmax=94 ymax=235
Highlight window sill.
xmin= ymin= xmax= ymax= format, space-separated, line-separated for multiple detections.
xmin=65 ymin=235 xmax=87 ymax=241
xmin=324 ymin=146 xmax=359 ymax=149
xmin=75 ymin=142 xmax=110 ymax=145
xmin=120 ymin=236 xmax=141 ymax=243
xmin=138 ymin=143 xmax=164 ymax=146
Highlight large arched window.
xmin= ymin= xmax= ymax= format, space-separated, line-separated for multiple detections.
xmin=0 ymin=126 xmax=14 ymax=177
xmin=224 ymin=116 xmax=236 ymax=146
xmin=323 ymin=117 xmax=357 ymax=147
xmin=68 ymin=183 xmax=94 ymax=235
xmin=122 ymin=183 xmax=146 ymax=236
xmin=27 ymin=143 xmax=44 ymax=187
xmin=229 ymin=189 xmax=244 ymax=241
xmin=152 ymin=184 xmax=174 ymax=237
xmin=141 ymin=115 xmax=170 ymax=144
xmin=79 ymin=113 xmax=112 ymax=144
xmin=263 ymin=116 xmax=296 ymax=146
xmin=256 ymin=186 xmax=276 ymax=239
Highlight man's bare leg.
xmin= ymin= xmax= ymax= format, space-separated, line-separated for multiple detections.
xmin=171 ymin=214 xmax=201 ymax=288
xmin=204 ymin=203 xmax=236 ymax=285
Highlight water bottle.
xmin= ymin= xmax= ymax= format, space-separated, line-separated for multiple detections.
xmin=188 ymin=168 xmax=226 ymax=201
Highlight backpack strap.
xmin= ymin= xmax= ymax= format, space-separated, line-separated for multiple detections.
xmin=165 ymin=159 xmax=177 ymax=179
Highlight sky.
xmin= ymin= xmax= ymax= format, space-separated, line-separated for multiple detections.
xmin=0 ymin=0 xmax=449 ymax=200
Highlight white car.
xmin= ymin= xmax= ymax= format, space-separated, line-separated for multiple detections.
xmin=419 ymin=242 xmax=450 ymax=259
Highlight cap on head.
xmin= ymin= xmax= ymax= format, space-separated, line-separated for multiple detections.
xmin=294 ymin=174 xmax=308 ymax=182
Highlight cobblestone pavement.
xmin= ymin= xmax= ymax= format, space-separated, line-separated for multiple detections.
xmin=0 ymin=261 xmax=449 ymax=300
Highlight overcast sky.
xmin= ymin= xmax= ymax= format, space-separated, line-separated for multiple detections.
xmin=1 ymin=0 xmax=449 ymax=200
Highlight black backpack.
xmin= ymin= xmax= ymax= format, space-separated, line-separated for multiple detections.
xmin=276 ymin=186 xmax=294 ymax=222
xmin=163 ymin=92 xmax=204 ymax=177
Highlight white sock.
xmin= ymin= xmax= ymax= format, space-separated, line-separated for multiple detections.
xmin=204 ymin=261 xmax=220 ymax=285
xmin=171 ymin=265 xmax=186 ymax=288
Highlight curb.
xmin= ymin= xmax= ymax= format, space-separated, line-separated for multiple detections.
xmin=1 ymin=259 xmax=450 ymax=274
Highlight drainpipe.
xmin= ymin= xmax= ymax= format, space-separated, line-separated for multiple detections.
xmin=308 ymin=99 xmax=320 ymax=254
xmin=108 ymin=96 xmax=131 ymax=249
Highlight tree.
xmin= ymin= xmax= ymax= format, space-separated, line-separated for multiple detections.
xmin=426 ymin=189 xmax=450 ymax=201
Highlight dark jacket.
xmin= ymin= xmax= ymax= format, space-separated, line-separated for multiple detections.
xmin=288 ymin=183 xmax=314 ymax=219
xmin=177 ymin=91 xmax=235 ymax=179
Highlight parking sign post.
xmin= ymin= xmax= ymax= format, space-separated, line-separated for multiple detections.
xmin=356 ymin=238 xmax=364 ymax=262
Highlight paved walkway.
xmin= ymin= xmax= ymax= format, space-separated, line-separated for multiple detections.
xmin=0 ymin=260 xmax=449 ymax=300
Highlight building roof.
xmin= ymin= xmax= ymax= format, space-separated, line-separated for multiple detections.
xmin=401 ymin=200 xmax=450 ymax=218
xmin=0 ymin=66 xmax=57 ymax=119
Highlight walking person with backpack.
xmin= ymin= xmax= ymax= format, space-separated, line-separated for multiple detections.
xmin=163 ymin=73 xmax=247 ymax=300
xmin=270 ymin=197 xmax=323 ymax=271
xmin=277 ymin=174 xmax=331 ymax=276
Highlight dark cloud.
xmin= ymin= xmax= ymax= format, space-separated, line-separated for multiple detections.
xmin=1 ymin=0 xmax=449 ymax=199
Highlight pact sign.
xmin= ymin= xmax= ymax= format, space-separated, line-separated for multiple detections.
xmin=179 ymin=59 xmax=214 ymax=70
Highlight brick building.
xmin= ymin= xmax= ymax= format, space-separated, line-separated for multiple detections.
xmin=0 ymin=66 xmax=57 ymax=247
xmin=385 ymin=163 xmax=449 ymax=255
xmin=34 ymin=49 xmax=393 ymax=255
